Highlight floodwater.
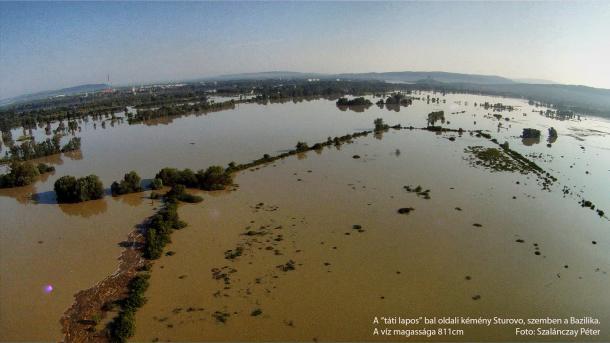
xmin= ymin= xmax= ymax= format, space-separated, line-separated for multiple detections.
xmin=1 ymin=92 xmax=609 ymax=341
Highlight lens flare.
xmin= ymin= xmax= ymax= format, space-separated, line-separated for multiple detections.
xmin=43 ymin=284 xmax=53 ymax=293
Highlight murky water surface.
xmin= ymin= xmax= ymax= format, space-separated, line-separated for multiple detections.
xmin=1 ymin=92 xmax=609 ymax=341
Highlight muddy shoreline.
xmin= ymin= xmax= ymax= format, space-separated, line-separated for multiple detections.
xmin=60 ymin=225 xmax=148 ymax=342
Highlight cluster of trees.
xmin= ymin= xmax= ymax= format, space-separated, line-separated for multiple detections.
xmin=245 ymin=80 xmax=394 ymax=102
xmin=128 ymin=100 xmax=235 ymax=124
xmin=166 ymin=184 xmax=203 ymax=203
xmin=522 ymin=128 xmax=541 ymax=139
xmin=111 ymin=171 xmax=143 ymax=196
xmin=2 ymin=135 xmax=81 ymax=162
xmin=144 ymin=200 xmax=186 ymax=259
xmin=54 ymin=174 xmax=104 ymax=203
xmin=336 ymin=97 xmax=372 ymax=106
xmin=0 ymin=161 xmax=55 ymax=188
xmin=155 ymin=166 xmax=233 ymax=191
xmin=0 ymin=83 xmax=225 ymax=131
xmin=374 ymin=118 xmax=389 ymax=131
xmin=108 ymin=273 xmax=150 ymax=342
xmin=427 ymin=111 xmax=446 ymax=126
xmin=383 ymin=93 xmax=413 ymax=106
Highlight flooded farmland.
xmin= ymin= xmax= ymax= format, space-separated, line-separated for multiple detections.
xmin=1 ymin=92 xmax=609 ymax=341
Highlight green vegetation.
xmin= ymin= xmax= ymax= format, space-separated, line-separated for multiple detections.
xmin=427 ymin=111 xmax=445 ymax=126
xmin=129 ymin=100 xmax=235 ymax=124
xmin=37 ymin=163 xmax=55 ymax=174
xmin=464 ymin=146 xmax=520 ymax=172
xmin=295 ymin=141 xmax=309 ymax=152
xmin=167 ymin=184 xmax=203 ymax=203
xmin=54 ymin=174 xmax=104 ymax=203
xmin=108 ymin=273 xmax=150 ymax=342
xmin=155 ymin=165 xmax=233 ymax=191
xmin=384 ymin=93 xmax=412 ymax=106
xmin=336 ymin=97 xmax=372 ymax=106
xmin=522 ymin=128 xmax=541 ymax=139
xmin=374 ymin=118 xmax=389 ymax=131
xmin=111 ymin=171 xmax=143 ymax=196
xmin=0 ymin=161 xmax=54 ymax=188
xmin=2 ymin=135 xmax=80 ymax=162
xmin=144 ymin=200 xmax=187 ymax=260
xmin=150 ymin=177 xmax=163 ymax=190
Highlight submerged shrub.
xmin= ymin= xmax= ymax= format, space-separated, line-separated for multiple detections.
xmin=108 ymin=309 xmax=135 ymax=342
xmin=111 ymin=171 xmax=143 ymax=196
xmin=156 ymin=166 xmax=231 ymax=190
xmin=36 ymin=163 xmax=55 ymax=174
xmin=54 ymin=174 xmax=104 ymax=203
xmin=167 ymin=184 xmax=203 ymax=203
xmin=0 ymin=161 xmax=40 ymax=188
xmin=150 ymin=177 xmax=163 ymax=190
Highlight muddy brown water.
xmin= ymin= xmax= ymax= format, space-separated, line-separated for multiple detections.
xmin=133 ymin=131 xmax=610 ymax=341
xmin=1 ymin=93 xmax=609 ymax=341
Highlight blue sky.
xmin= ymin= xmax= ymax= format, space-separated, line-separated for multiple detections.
xmin=1 ymin=1 xmax=609 ymax=98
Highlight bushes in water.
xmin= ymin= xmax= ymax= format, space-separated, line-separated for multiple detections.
xmin=522 ymin=128 xmax=541 ymax=138
xmin=336 ymin=97 xmax=372 ymax=106
xmin=295 ymin=141 xmax=309 ymax=152
xmin=54 ymin=174 xmax=104 ymax=203
xmin=60 ymin=137 xmax=81 ymax=153
xmin=155 ymin=166 xmax=232 ymax=191
xmin=0 ymin=161 xmax=49 ymax=188
xmin=108 ymin=308 xmax=135 ymax=342
xmin=150 ymin=177 xmax=163 ymax=190
xmin=36 ymin=163 xmax=55 ymax=174
xmin=427 ymin=111 xmax=445 ymax=126
xmin=374 ymin=118 xmax=389 ymax=131
xmin=144 ymin=200 xmax=186 ymax=260
xmin=108 ymin=273 xmax=150 ymax=342
xmin=3 ymin=135 xmax=81 ymax=162
xmin=167 ymin=184 xmax=203 ymax=203
xmin=111 ymin=171 xmax=143 ymax=196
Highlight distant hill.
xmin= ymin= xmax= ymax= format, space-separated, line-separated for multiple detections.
xmin=414 ymin=80 xmax=610 ymax=117
xmin=212 ymin=70 xmax=515 ymax=85
xmin=513 ymin=78 xmax=558 ymax=85
xmin=335 ymin=71 xmax=516 ymax=85
xmin=210 ymin=71 xmax=325 ymax=81
xmin=0 ymin=83 xmax=109 ymax=106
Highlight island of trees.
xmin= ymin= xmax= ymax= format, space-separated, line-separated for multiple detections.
xmin=54 ymin=175 xmax=104 ymax=203
xmin=336 ymin=97 xmax=372 ymax=107
xmin=2 ymin=135 xmax=81 ymax=162
xmin=111 ymin=171 xmax=143 ymax=196
xmin=0 ymin=161 xmax=55 ymax=188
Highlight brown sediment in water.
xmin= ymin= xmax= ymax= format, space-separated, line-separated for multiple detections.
xmin=60 ymin=226 xmax=148 ymax=342
xmin=58 ymin=126 xmax=388 ymax=341
xmin=58 ymin=123 xmax=607 ymax=341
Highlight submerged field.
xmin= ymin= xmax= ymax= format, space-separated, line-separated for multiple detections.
xmin=1 ymin=92 xmax=609 ymax=341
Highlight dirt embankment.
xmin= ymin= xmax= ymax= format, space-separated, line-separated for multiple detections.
xmin=60 ymin=226 xmax=148 ymax=342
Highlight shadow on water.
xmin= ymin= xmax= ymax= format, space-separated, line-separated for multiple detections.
xmin=31 ymin=190 xmax=57 ymax=204
xmin=111 ymin=193 xmax=145 ymax=207
xmin=522 ymin=137 xmax=541 ymax=146
xmin=58 ymin=199 xmax=108 ymax=218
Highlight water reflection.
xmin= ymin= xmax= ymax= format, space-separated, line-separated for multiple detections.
xmin=58 ymin=198 xmax=108 ymax=217
xmin=521 ymin=137 xmax=541 ymax=146
xmin=336 ymin=105 xmax=371 ymax=113
xmin=112 ymin=193 xmax=145 ymax=207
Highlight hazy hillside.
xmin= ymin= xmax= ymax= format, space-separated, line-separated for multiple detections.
xmin=0 ymin=84 xmax=109 ymax=106
xmin=336 ymin=71 xmax=516 ymax=85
